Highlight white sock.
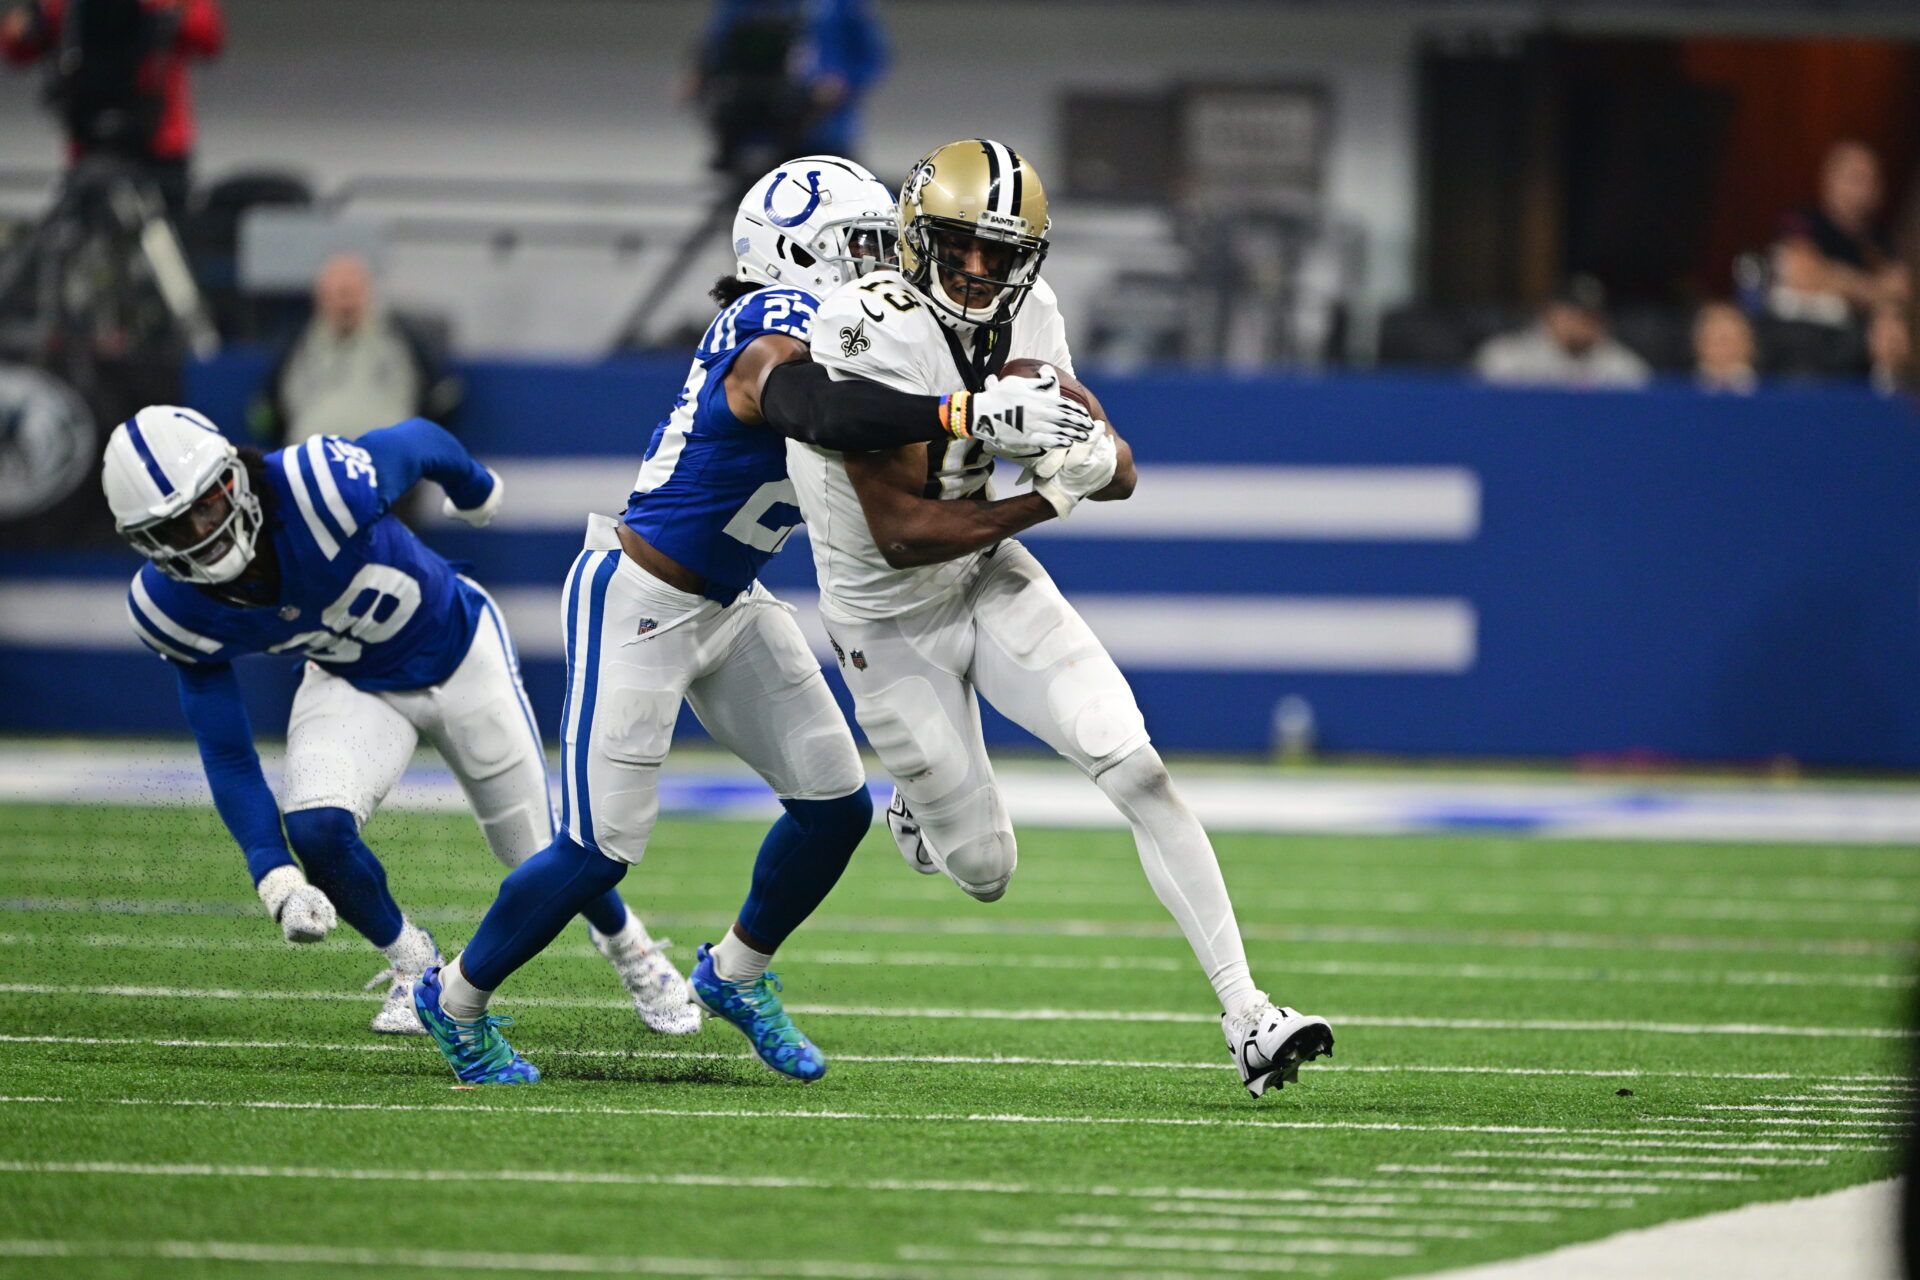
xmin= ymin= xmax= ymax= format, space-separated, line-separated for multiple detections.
xmin=438 ymin=954 xmax=492 ymax=1022
xmin=592 ymin=911 xmax=653 ymax=957
xmin=382 ymin=920 xmax=438 ymax=976
xmin=1097 ymin=746 xmax=1266 ymax=1022
xmin=711 ymin=928 xmax=772 ymax=984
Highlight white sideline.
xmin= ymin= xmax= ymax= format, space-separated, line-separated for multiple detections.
xmin=1405 ymin=1178 xmax=1905 ymax=1280
xmin=0 ymin=981 xmax=1908 ymax=1039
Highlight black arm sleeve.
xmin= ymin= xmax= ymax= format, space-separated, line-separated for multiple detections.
xmin=758 ymin=359 xmax=949 ymax=451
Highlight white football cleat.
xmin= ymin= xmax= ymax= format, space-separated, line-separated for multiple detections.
xmin=364 ymin=924 xmax=442 ymax=1036
xmin=1222 ymin=1002 xmax=1334 ymax=1098
xmin=368 ymin=972 xmax=428 ymax=1035
xmin=886 ymin=789 xmax=940 ymax=875
xmin=593 ymin=928 xmax=701 ymax=1036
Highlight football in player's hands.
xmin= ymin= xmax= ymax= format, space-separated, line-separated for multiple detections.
xmin=969 ymin=360 xmax=1097 ymax=458
xmin=998 ymin=358 xmax=1108 ymax=428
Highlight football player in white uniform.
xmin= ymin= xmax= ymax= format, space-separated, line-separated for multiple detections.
xmin=787 ymin=139 xmax=1334 ymax=1096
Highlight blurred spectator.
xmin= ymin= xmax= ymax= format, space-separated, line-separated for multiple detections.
xmin=1692 ymin=302 xmax=1758 ymax=394
xmin=690 ymin=0 xmax=888 ymax=177
xmin=1769 ymin=141 xmax=1910 ymax=329
xmin=249 ymin=254 xmax=458 ymax=447
xmin=1474 ymin=276 xmax=1652 ymax=390
xmin=0 ymin=0 xmax=224 ymax=221
xmin=1867 ymin=307 xmax=1912 ymax=396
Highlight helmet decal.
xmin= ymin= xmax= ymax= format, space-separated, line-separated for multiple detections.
xmin=764 ymin=170 xmax=826 ymax=229
xmin=122 ymin=416 xmax=176 ymax=497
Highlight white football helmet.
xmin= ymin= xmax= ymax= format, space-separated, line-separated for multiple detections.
xmin=101 ymin=405 xmax=261 ymax=585
xmin=732 ymin=155 xmax=898 ymax=295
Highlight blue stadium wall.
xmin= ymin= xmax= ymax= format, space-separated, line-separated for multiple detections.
xmin=4 ymin=353 xmax=1918 ymax=769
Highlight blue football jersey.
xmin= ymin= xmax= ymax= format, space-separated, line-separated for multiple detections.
xmin=124 ymin=434 xmax=483 ymax=692
xmin=623 ymin=286 xmax=817 ymax=604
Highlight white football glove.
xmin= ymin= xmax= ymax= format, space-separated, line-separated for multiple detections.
xmin=1029 ymin=425 xmax=1119 ymax=519
xmin=964 ymin=368 xmax=1095 ymax=458
xmin=256 ymin=864 xmax=338 ymax=944
xmin=442 ymin=469 xmax=505 ymax=528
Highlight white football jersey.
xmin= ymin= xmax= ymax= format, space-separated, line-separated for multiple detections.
xmin=788 ymin=269 xmax=1075 ymax=622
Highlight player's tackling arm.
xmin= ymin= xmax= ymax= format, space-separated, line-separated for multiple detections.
xmin=844 ymin=445 xmax=1058 ymax=569
xmin=355 ymin=419 xmax=501 ymax=525
xmin=1093 ymin=427 xmax=1136 ymax=501
xmin=171 ymin=661 xmax=291 ymax=884
xmin=728 ymin=333 xmax=951 ymax=450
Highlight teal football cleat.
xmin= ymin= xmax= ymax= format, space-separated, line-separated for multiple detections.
xmin=412 ymin=965 xmax=541 ymax=1085
xmin=689 ymin=942 xmax=826 ymax=1082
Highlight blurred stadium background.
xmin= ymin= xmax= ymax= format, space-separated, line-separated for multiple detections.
xmin=0 ymin=3 xmax=1917 ymax=1277
xmin=2 ymin=0 xmax=1918 ymax=771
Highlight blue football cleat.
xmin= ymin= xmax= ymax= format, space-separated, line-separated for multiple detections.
xmin=689 ymin=943 xmax=826 ymax=1082
xmin=412 ymin=965 xmax=541 ymax=1085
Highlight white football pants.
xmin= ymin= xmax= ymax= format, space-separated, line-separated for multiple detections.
xmin=280 ymin=579 xmax=553 ymax=868
xmin=824 ymin=540 xmax=1152 ymax=900
xmin=556 ymin=514 xmax=866 ymax=864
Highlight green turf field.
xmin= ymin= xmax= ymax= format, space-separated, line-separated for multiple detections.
xmin=0 ymin=800 xmax=1910 ymax=1278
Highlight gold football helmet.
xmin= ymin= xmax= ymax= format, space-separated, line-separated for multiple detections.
xmin=897 ymin=138 xmax=1051 ymax=329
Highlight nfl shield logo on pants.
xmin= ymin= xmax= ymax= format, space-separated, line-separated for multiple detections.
xmin=851 ymin=650 xmax=867 ymax=671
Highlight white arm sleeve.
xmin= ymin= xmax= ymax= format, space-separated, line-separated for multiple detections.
xmin=809 ymin=274 xmax=946 ymax=394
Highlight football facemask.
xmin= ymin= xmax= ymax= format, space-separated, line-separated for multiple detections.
xmin=123 ymin=458 xmax=261 ymax=585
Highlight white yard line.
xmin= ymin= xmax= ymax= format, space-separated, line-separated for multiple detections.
xmin=1 ymin=1034 xmax=1907 ymax=1096
xmin=6 ymin=931 xmax=1909 ymax=989
xmin=0 ymin=981 xmax=1906 ymax=1039
xmin=0 ymin=1238 xmax=1056 ymax=1279
xmin=0 ymin=1161 xmax=1585 ymax=1219
xmin=4 ymin=895 xmax=1913 ymax=959
xmin=0 ymin=1094 xmax=1699 ymax=1139
xmin=1404 ymin=1178 xmax=1904 ymax=1280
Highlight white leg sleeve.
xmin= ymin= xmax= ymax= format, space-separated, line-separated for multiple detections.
xmin=1096 ymin=744 xmax=1263 ymax=1020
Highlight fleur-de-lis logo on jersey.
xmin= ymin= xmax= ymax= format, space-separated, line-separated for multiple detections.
xmin=839 ymin=319 xmax=871 ymax=359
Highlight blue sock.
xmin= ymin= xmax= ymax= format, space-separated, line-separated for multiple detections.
xmin=460 ymin=833 xmax=627 ymax=990
xmin=736 ymin=788 xmax=873 ymax=951
xmin=580 ymin=888 xmax=630 ymax=938
xmin=283 ymin=807 xmax=406 ymax=949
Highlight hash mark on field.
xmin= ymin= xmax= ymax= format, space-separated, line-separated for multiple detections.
xmin=1514 ymin=1136 xmax=1893 ymax=1155
xmin=1057 ymin=1212 xmax=1480 ymax=1241
xmin=1376 ymin=1163 xmax=1753 ymax=1183
xmin=1141 ymin=1200 xmax=1557 ymax=1225
xmin=1319 ymin=1175 xmax=1662 ymax=1196
xmin=1447 ymin=1148 xmax=1826 ymax=1168
xmin=2 ymin=982 xmax=1907 ymax=1038
xmin=975 ymin=1229 xmax=1417 ymax=1259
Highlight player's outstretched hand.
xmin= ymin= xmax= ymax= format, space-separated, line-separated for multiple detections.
xmin=443 ymin=469 xmax=506 ymax=528
xmin=1030 ymin=425 xmax=1118 ymax=519
xmin=256 ymin=865 xmax=339 ymax=944
xmin=969 ymin=369 xmax=1095 ymax=458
